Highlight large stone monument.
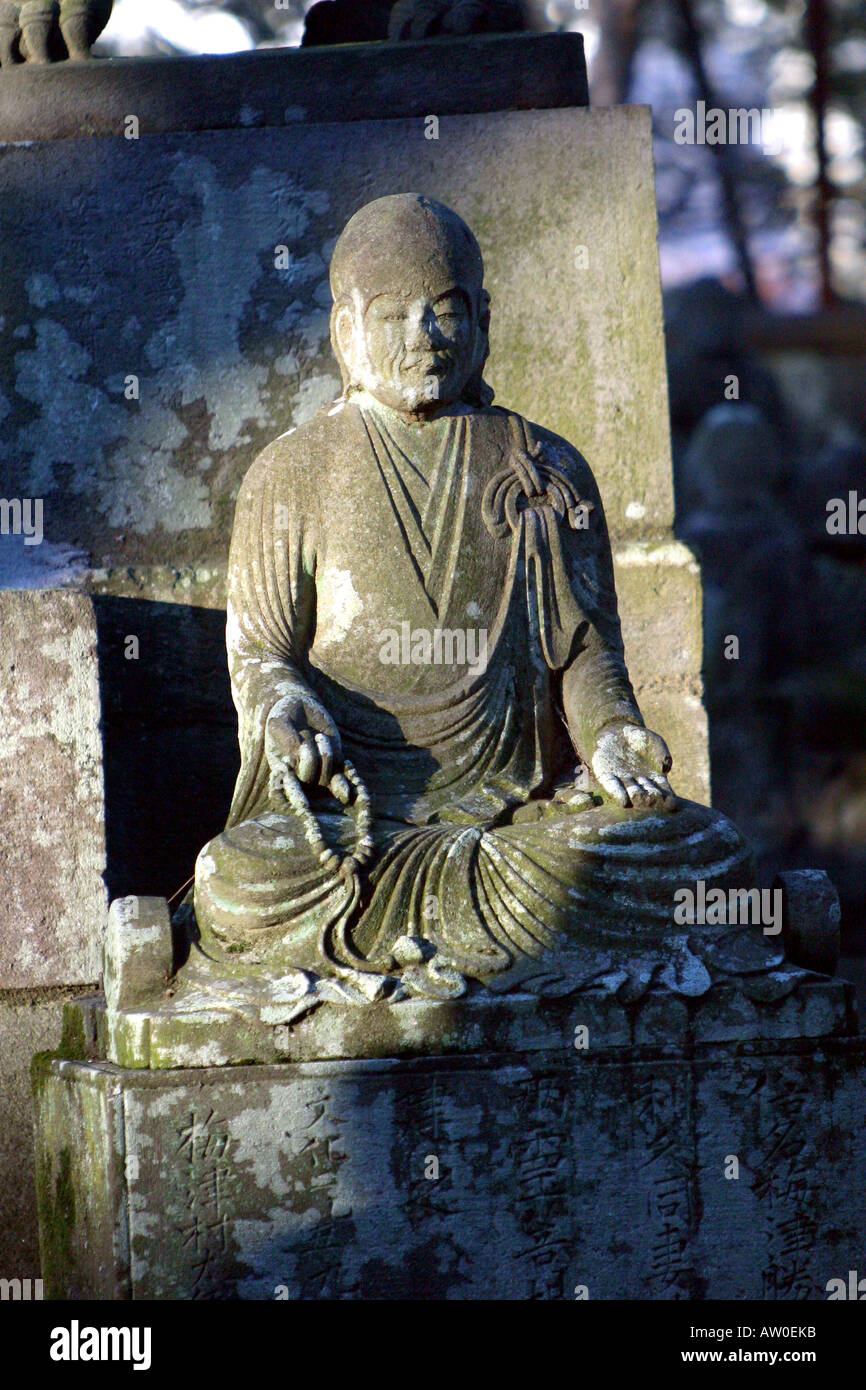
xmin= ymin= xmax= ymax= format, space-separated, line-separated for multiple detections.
xmin=34 ymin=196 xmax=866 ymax=1301
xmin=16 ymin=32 xmax=865 ymax=1299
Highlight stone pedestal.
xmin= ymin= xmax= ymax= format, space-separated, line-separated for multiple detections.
xmin=33 ymin=966 xmax=866 ymax=1300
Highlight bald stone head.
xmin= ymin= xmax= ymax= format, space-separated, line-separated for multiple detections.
xmin=329 ymin=193 xmax=491 ymax=418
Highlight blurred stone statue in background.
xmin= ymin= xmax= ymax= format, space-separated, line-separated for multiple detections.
xmin=301 ymin=0 xmax=529 ymax=46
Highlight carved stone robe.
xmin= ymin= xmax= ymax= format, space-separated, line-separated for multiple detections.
xmin=194 ymin=397 xmax=753 ymax=989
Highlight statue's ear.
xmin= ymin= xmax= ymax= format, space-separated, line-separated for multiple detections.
xmin=463 ymin=289 xmax=494 ymax=409
xmin=478 ymin=288 xmax=491 ymax=335
xmin=473 ymin=289 xmax=491 ymax=373
xmin=331 ymin=301 xmax=358 ymax=383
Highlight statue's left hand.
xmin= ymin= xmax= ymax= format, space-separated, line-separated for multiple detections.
xmin=265 ymin=693 xmax=352 ymax=804
xmin=590 ymin=722 xmax=676 ymax=808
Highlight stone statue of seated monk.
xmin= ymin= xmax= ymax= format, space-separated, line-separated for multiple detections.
xmin=190 ymin=193 xmax=773 ymax=1000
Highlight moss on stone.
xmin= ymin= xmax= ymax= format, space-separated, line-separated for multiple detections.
xmin=59 ymin=1003 xmax=89 ymax=1060
xmin=29 ymin=1048 xmax=56 ymax=1102
xmin=33 ymin=1145 xmax=75 ymax=1301
xmin=30 ymin=1003 xmax=91 ymax=1101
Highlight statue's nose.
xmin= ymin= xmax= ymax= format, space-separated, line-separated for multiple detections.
xmin=404 ymin=307 xmax=440 ymax=350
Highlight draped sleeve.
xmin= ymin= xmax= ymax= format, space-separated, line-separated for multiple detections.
xmin=526 ymin=423 xmax=644 ymax=762
xmin=224 ymin=437 xmax=319 ymax=825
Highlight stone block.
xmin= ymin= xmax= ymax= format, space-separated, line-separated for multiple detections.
xmin=103 ymin=897 xmax=173 ymax=1013
xmin=0 ymin=590 xmax=106 ymax=986
xmin=32 ymin=1034 xmax=866 ymax=1300
xmin=32 ymin=1053 xmax=128 ymax=1301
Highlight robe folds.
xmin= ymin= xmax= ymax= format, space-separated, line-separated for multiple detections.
xmin=194 ymin=397 xmax=755 ymax=988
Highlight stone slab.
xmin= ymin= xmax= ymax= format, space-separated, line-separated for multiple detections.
xmin=0 ymin=590 xmax=106 ymax=986
xmin=0 ymin=33 xmax=588 ymax=145
xmin=32 ymin=1037 xmax=866 ymax=1299
xmin=85 ymin=965 xmax=858 ymax=1069
xmin=0 ymin=104 xmax=673 ymax=586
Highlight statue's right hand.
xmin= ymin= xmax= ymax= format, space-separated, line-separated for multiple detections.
xmin=265 ymin=694 xmax=351 ymax=804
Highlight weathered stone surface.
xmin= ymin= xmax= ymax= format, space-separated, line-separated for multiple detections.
xmin=0 ymin=590 xmax=106 ymax=986
xmin=103 ymin=897 xmax=173 ymax=1013
xmin=32 ymin=1052 xmax=128 ymax=1300
xmin=95 ymin=893 xmax=857 ymax=1073
xmin=694 ymin=1049 xmax=866 ymax=1300
xmin=58 ymin=1 xmax=113 ymax=63
xmin=0 ymin=991 xmax=64 ymax=1279
xmin=0 ymin=104 xmax=670 ymax=585
xmin=33 ymin=1034 xmax=866 ymax=1299
xmin=96 ymin=967 xmax=857 ymax=1070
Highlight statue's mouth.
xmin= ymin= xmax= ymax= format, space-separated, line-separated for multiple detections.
xmin=403 ymin=353 xmax=449 ymax=374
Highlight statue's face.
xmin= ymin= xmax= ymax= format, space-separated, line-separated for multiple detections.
xmin=336 ymin=284 xmax=476 ymax=417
